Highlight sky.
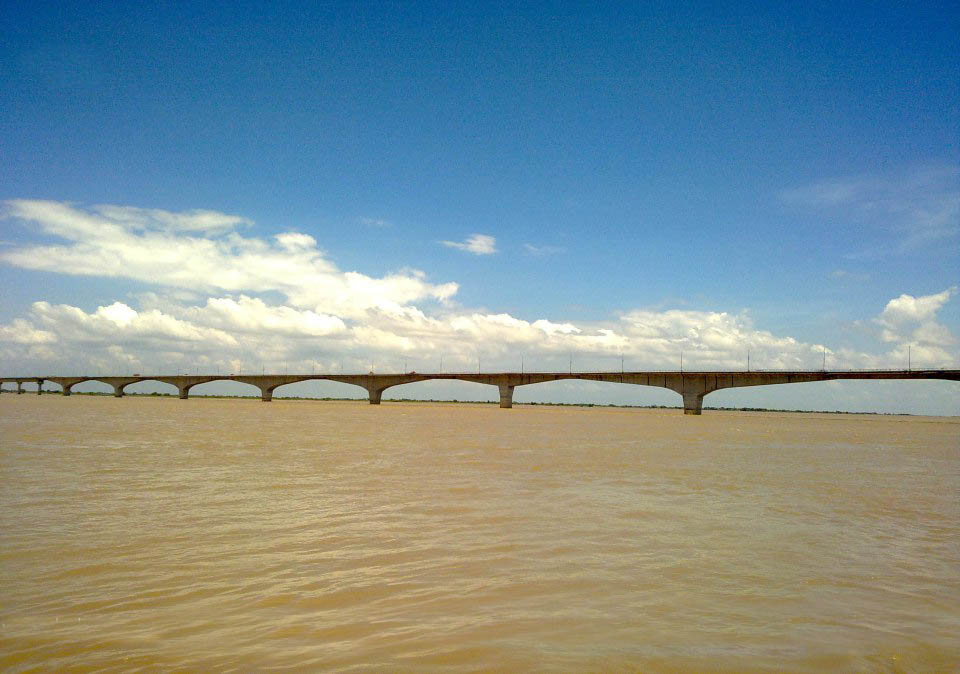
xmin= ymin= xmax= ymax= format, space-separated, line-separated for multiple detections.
xmin=1 ymin=1 xmax=958 ymax=414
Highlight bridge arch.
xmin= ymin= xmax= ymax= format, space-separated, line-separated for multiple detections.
xmin=117 ymin=379 xmax=180 ymax=397
xmin=269 ymin=378 xmax=367 ymax=401
xmin=62 ymin=378 xmax=116 ymax=396
xmin=382 ymin=378 xmax=501 ymax=404
xmin=185 ymin=378 xmax=264 ymax=400
xmin=512 ymin=377 xmax=680 ymax=408
xmin=24 ymin=369 xmax=960 ymax=414
xmin=1 ymin=378 xmax=46 ymax=394
xmin=705 ymin=378 xmax=960 ymax=415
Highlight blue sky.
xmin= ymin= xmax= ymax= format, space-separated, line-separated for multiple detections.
xmin=1 ymin=1 xmax=958 ymax=413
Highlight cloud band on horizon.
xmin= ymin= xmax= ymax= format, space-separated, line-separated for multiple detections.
xmin=0 ymin=200 xmax=956 ymax=380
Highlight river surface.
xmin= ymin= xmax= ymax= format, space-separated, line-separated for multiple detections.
xmin=1 ymin=395 xmax=958 ymax=672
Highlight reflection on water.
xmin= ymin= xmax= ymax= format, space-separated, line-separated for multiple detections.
xmin=1 ymin=396 xmax=958 ymax=671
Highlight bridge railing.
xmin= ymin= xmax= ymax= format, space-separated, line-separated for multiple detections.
xmin=3 ymin=367 xmax=959 ymax=380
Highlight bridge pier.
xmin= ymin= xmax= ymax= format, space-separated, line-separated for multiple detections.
xmin=682 ymin=391 xmax=704 ymax=415
xmin=9 ymin=369 xmax=960 ymax=415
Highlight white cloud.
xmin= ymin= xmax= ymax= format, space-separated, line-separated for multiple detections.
xmin=172 ymin=296 xmax=347 ymax=337
xmin=99 ymin=301 xmax=138 ymax=326
xmin=830 ymin=269 xmax=869 ymax=281
xmin=524 ymin=243 xmax=566 ymax=256
xmin=877 ymin=287 xmax=956 ymax=327
xmin=0 ymin=318 xmax=58 ymax=345
xmin=782 ymin=163 xmax=960 ymax=252
xmin=873 ymin=288 xmax=959 ymax=366
xmin=0 ymin=294 xmax=850 ymax=374
xmin=617 ymin=309 xmax=826 ymax=369
xmin=92 ymin=204 xmax=252 ymax=233
xmin=1 ymin=200 xmax=957 ymax=399
xmin=34 ymin=301 xmax=238 ymax=345
xmin=0 ymin=200 xmax=458 ymax=320
xmin=440 ymin=233 xmax=497 ymax=255
xmin=274 ymin=232 xmax=318 ymax=251
xmin=359 ymin=217 xmax=391 ymax=227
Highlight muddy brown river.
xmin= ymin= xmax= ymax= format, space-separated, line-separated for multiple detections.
xmin=1 ymin=396 xmax=957 ymax=671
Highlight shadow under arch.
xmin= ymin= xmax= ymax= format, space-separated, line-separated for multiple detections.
xmin=186 ymin=378 xmax=265 ymax=399
xmin=383 ymin=378 xmax=501 ymax=403
xmin=63 ymin=378 xmax=116 ymax=395
xmin=706 ymin=378 xmax=960 ymax=415
xmin=512 ymin=377 xmax=679 ymax=408
xmin=270 ymin=378 xmax=367 ymax=400
xmin=119 ymin=379 xmax=180 ymax=396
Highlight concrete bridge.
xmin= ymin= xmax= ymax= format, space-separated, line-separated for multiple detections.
xmin=2 ymin=370 xmax=958 ymax=414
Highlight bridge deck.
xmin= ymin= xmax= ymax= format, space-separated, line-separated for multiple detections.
xmin=2 ymin=369 xmax=958 ymax=415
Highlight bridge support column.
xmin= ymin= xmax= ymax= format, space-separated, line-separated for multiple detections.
xmin=498 ymin=384 xmax=514 ymax=409
xmin=367 ymin=388 xmax=383 ymax=405
xmin=260 ymin=388 xmax=273 ymax=402
xmin=682 ymin=391 xmax=703 ymax=415
xmin=62 ymin=385 xmax=71 ymax=396
xmin=17 ymin=382 xmax=23 ymax=394
xmin=113 ymin=385 xmax=124 ymax=398
xmin=37 ymin=381 xmax=43 ymax=395
xmin=178 ymin=386 xmax=190 ymax=400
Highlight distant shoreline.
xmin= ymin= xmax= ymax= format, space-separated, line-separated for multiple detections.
xmin=23 ymin=390 xmax=921 ymax=416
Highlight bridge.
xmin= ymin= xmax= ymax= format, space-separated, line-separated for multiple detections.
xmin=2 ymin=370 xmax=958 ymax=414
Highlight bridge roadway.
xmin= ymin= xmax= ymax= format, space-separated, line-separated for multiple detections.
xmin=2 ymin=370 xmax=958 ymax=414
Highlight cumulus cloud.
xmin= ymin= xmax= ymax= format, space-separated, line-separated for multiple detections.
xmin=165 ymin=296 xmax=347 ymax=337
xmin=0 ymin=200 xmax=956 ymax=383
xmin=0 ymin=200 xmax=458 ymax=320
xmin=873 ymin=288 xmax=958 ymax=366
xmin=0 ymin=295 xmax=843 ymax=375
xmin=877 ymin=287 xmax=956 ymax=327
xmin=0 ymin=319 xmax=58 ymax=345
xmin=440 ymin=233 xmax=497 ymax=255
xmin=29 ymin=300 xmax=239 ymax=347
